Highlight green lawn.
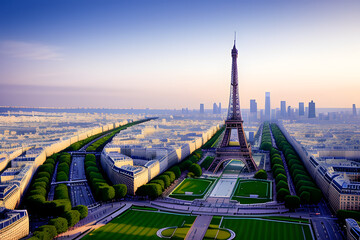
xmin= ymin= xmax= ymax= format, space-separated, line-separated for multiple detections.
xmin=169 ymin=178 xmax=215 ymax=200
xmin=221 ymin=217 xmax=313 ymax=240
xmin=82 ymin=210 xmax=195 ymax=240
xmin=231 ymin=179 xmax=272 ymax=204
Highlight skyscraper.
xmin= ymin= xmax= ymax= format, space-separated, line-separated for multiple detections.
xmin=213 ymin=103 xmax=218 ymax=114
xmin=265 ymin=92 xmax=271 ymax=120
xmin=250 ymin=99 xmax=257 ymax=121
xmin=200 ymin=103 xmax=204 ymax=114
xmin=280 ymin=101 xmax=286 ymax=118
xmin=218 ymin=103 xmax=222 ymax=114
xmin=353 ymin=104 xmax=357 ymax=116
xmin=299 ymin=102 xmax=305 ymax=116
xmin=308 ymin=100 xmax=316 ymax=118
xmin=250 ymin=99 xmax=257 ymax=113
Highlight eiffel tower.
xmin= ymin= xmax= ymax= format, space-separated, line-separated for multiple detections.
xmin=209 ymin=40 xmax=258 ymax=173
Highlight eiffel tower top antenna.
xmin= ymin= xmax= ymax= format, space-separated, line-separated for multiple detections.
xmin=234 ymin=31 xmax=236 ymax=46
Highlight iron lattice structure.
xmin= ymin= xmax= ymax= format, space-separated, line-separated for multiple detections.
xmin=209 ymin=43 xmax=258 ymax=173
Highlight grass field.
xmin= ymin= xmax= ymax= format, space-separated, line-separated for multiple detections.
xmin=221 ymin=217 xmax=313 ymax=240
xmin=231 ymin=179 xmax=272 ymax=204
xmin=82 ymin=209 xmax=195 ymax=240
xmin=169 ymin=178 xmax=215 ymax=200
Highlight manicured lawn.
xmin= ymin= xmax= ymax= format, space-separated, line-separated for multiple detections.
xmin=221 ymin=217 xmax=313 ymax=240
xmin=162 ymin=223 xmax=231 ymax=240
xmin=82 ymin=210 xmax=195 ymax=240
xmin=170 ymin=178 xmax=215 ymax=200
xmin=231 ymin=179 xmax=272 ymax=204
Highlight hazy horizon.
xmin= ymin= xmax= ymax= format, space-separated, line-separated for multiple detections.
xmin=1 ymin=0 xmax=359 ymax=109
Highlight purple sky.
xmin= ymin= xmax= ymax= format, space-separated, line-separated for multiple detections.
xmin=0 ymin=0 xmax=359 ymax=109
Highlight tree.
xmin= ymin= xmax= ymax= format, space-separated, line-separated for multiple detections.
xmin=277 ymin=188 xmax=290 ymax=202
xmin=285 ymin=195 xmax=300 ymax=209
xmin=114 ymin=184 xmax=127 ymax=199
xmin=136 ymin=184 xmax=162 ymax=199
xmin=337 ymin=210 xmax=360 ymax=222
xmin=36 ymin=225 xmax=57 ymax=240
xmin=179 ymin=160 xmax=193 ymax=171
xmin=189 ymin=163 xmax=202 ymax=177
xmin=157 ymin=175 xmax=171 ymax=188
xmin=49 ymin=217 xmax=68 ymax=234
xmin=150 ymin=179 xmax=164 ymax=190
xmin=49 ymin=199 xmax=72 ymax=216
xmin=164 ymin=171 xmax=176 ymax=182
xmin=260 ymin=142 xmax=272 ymax=151
xmin=37 ymin=172 xmax=51 ymax=180
xmin=300 ymin=191 xmax=310 ymax=204
xmin=73 ymin=205 xmax=88 ymax=219
xmin=274 ymin=168 xmax=286 ymax=177
xmin=63 ymin=210 xmax=81 ymax=227
xmin=169 ymin=166 xmax=181 ymax=179
xmin=254 ymin=169 xmax=267 ymax=179
xmin=99 ymin=186 xmax=115 ymax=201
xmin=275 ymin=174 xmax=287 ymax=184
xmin=56 ymin=171 xmax=68 ymax=182
xmin=299 ymin=186 xmax=322 ymax=203
xmin=54 ymin=184 xmax=69 ymax=200
xmin=38 ymin=164 xmax=55 ymax=175
xmin=276 ymin=180 xmax=289 ymax=192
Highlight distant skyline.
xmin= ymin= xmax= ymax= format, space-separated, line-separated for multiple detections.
xmin=0 ymin=0 xmax=359 ymax=109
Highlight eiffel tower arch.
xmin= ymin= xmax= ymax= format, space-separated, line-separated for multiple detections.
xmin=209 ymin=41 xmax=258 ymax=173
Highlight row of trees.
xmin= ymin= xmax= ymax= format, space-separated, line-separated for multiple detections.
xmin=260 ymin=123 xmax=272 ymax=151
xmin=85 ymin=154 xmax=127 ymax=201
xmin=56 ymin=153 xmax=71 ymax=182
xmin=29 ymin=205 xmax=88 ymax=240
xmin=270 ymin=148 xmax=301 ymax=209
xmin=201 ymin=126 xmax=225 ymax=149
xmin=136 ymin=150 xmax=203 ymax=199
xmin=271 ymin=124 xmax=322 ymax=204
xmin=25 ymin=153 xmax=89 ymax=239
xmin=86 ymin=119 xmax=151 ymax=152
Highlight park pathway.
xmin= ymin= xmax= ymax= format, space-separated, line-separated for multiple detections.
xmin=185 ymin=215 xmax=213 ymax=240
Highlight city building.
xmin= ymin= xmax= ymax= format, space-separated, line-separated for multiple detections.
xmin=218 ymin=103 xmax=222 ymax=114
xmin=299 ymin=102 xmax=305 ymax=116
xmin=308 ymin=100 xmax=316 ymax=118
xmin=265 ymin=92 xmax=271 ymax=120
xmin=250 ymin=99 xmax=257 ymax=121
xmin=353 ymin=104 xmax=357 ymax=117
xmin=213 ymin=103 xmax=218 ymax=114
xmin=101 ymin=118 xmax=221 ymax=195
xmin=346 ymin=219 xmax=360 ymax=240
xmin=281 ymin=101 xmax=286 ymax=118
xmin=200 ymin=104 xmax=205 ymax=114
xmin=0 ymin=208 xmax=29 ymax=240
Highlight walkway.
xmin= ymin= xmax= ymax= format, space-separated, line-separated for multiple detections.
xmin=185 ymin=215 xmax=213 ymax=240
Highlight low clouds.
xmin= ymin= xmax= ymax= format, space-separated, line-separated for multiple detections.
xmin=0 ymin=40 xmax=62 ymax=60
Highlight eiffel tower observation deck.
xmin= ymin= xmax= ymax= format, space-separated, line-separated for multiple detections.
xmin=209 ymin=40 xmax=258 ymax=173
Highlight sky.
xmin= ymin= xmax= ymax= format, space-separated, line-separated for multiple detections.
xmin=0 ymin=0 xmax=359 ymax=109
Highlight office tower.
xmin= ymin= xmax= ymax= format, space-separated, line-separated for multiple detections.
xmin=250 ymin=99 xmax=257 ymax=121
xmin=299 ymin=102 xmax=305 ymax=116
xmin=200 ymin=103 xmax=204 ymax=114
xmin=218 ymin=103 xmax=222 ymax=114
xmin=287 ymin=106 xmax=292 ymax=118
xmin=353 ymin=104 xmax=357 ymax=116
xmin=281 ymin=101 xmax=286 ymax=118
xmin=250 ymin=99 xmax=257 ymax=113
xmin=213 ymin=103 xmax=218 ymax=114
xmin=265 ymin=92 xmax=271 ymax=120
xmin=308 ymin=100 xmax=316 ymax=118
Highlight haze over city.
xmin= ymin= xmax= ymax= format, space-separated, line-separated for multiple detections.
xmin=1 ymin=0 xmax=360 ymax=109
